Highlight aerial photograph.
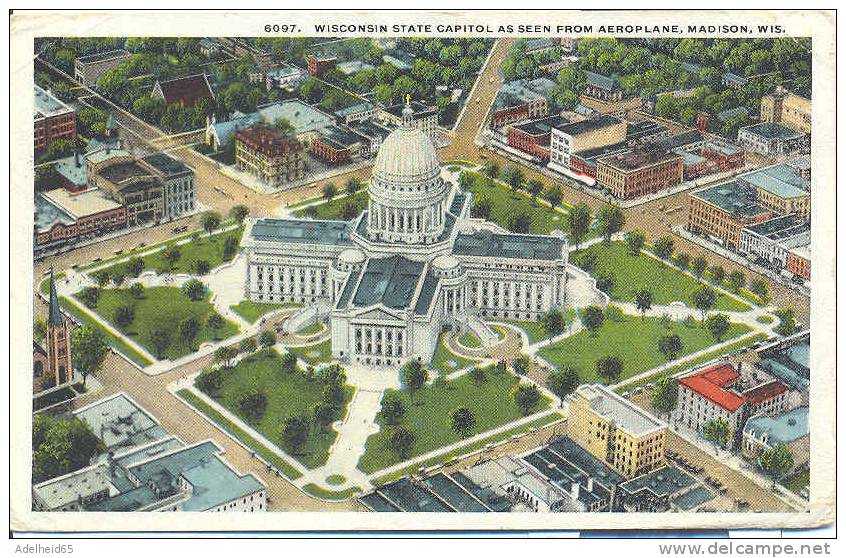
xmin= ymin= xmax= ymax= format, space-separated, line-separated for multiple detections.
xmin=20 ymin=21 xmax=825 ymax=531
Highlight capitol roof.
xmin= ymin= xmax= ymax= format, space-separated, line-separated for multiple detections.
xmin=250 ymin=218 xmax=353 ymax=246
xmin=372 ymin=121 xmax=439 ymax=182
xmin=453 ymin=229 xmax=565 ymax=260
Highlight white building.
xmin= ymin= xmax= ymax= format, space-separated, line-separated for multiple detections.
xmin=739 ymin=214 xmax=810 ymax=270
xmin=141 ymin=153 xmax=196 ymax=220
xmin=241 ymin=102 xmax=569 ymax=367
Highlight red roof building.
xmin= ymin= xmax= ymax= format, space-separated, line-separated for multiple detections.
xmin=152 ymin=74 xmax=215 ymax=106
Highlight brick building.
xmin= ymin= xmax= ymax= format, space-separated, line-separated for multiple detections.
xmin=307 ymin=54 xmax=338 ymax=77
xmin=596 ymin=148 xmax=684 ymax=200
xmin=34 ymin=85 xmax=76 ymax=152
xmin=36 ymin=187 xmax=128 ymax=247
xmin=506 ymin=115 xmax=571 ymax=162
xmin=739 ymin=214 xmax=810 ymax=270
xmin=152 ymin=73 xmax=215 ymax=106
xmin=235 ymin=126 xmax=304 ymax=187
xmin=583 ymin=71 xmax=624 ymax=102
xmin=738 ymin=164 xmax=811 ymax=223
xmin=88 ymin=151 xmax=164 ymax=226
xmin=310 ymin=126 xmax=369 ymax=165
xmin=786 ymin=245 xmax=811 ymax=281
xmin=688 ymin=180 xmax=773 ymax=249
xmin=34 ymin=270 xmax=74 ymax=393
xmin=491 ymin=78 xmax=556 ymax=128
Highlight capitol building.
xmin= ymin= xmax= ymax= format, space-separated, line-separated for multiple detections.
xmin=241 ymin=102 xmax=570 ymax=367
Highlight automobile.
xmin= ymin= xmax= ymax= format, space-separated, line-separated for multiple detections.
xmin=114 ymin=250 xmax=123 ymax=255
xmin=93 ymin=257 xmax=102 ymax=263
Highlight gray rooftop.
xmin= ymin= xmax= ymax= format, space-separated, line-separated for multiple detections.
xmin=142 ymin=153 xmax=190 ymax=176
xmin=742 ymin=122 xmax=805 ymax=140
xmin=420 ymin=473 xmax=491 ymax=512
xmin=744 ymin=407 xmax=809 ymax=446
xmin=577 ymin=384 xmax=666 ymax=436
xmin=655 ymin=131 xmax=704 ymax=151
xmin=376 ymin=478 xmax=453 ymax=512
xmin=453 ymin=229 xmax=565 ymax=261
xmin=739 ymin=164 xmax=810 ymax=199
xmin=351 ymin=255 xmax=426 ymax=310
xmin=34 ymin=85 xmax=72 ymax=119
xmin=692 ymin=180 xmax=767 ymax=217
xmin=553 ymin=114 xmax=623 ymax=137
xmin=250 ymin=218 xmax=354 ymax=246
xmin=74 ymin=393 xmax=168 ymax=452
xmin=33 ymin=466 xmax=113 ymax=510
xmin=744 ymin=214 xmax=808 ymax=241
xmin=618 ymin=465 xmax=696 ymax=497
xmin=585 ymin=71 xmax=620 ymax=91
xmin=672 ymin=485 xmax=716 ymax=511
xmin=76 ymin=49 xmax=130 ymax=65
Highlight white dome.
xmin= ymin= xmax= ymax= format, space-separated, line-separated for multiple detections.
xmin=432 ymin=254 xmax=460 ymax=271
xmin=338 ymin=248 xmax=366 ymax=265
xmin=372 ymin=126 xmax=439 ymax=182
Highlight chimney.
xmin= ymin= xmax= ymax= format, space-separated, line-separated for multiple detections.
xmin=74 ymin=149 xmax=81 ymax=168
xmin=570 ymin=482 xmax=580 ymax=500
xmin=587 ymin=477 xmax=594 ymax=492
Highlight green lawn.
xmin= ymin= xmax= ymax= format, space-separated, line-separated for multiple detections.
xmin=614 ymin=332 xmax=770 ymax=393
xmin=573 ymin=242 xmax=750 ymax=312
xmin=457 ymin=330 xmax=482 ymax=348
xmin=230 ymin=300 xmax=301 ymax=323
xmin=59 ymin=296 xmax=153 ymax=368
xmin=302 ymin=484 xmax=362 ymax=501
xmin=505 ymin=320 xmax=549 ymax=344
xmin=784 ymin=469 xmax=809 ymax=497
xmin=357 ymin=368 xmax=552 ymax=474
xmin=372 ymin=413 xmax=563 ymax=485
xmin=297 ymin=322 xmax=325 ymax=336
xmin=176 ymin=389 xmax=302 ymax=480
xmin=756 ymin=315 xmax=775 ymax=324
xmin=537 ymin=314 xmax=752 ymax=384
xmin=81 ymin=286 xmax=239 ymax=361
xmin=292 ymin=191 xmax=369 ymax=220
xmin=287 ymin=339 xmax=333 ymax=365
xmin=325 ymin=474 xmax=346 ymax=485
xmin=100 ymin=226 xmax=245 ymax=277
xmin=430 ymin=333 xmax=478 ymax=374
xmin=460 ymin=171 xmax=570 ymax=234
xmin=196 ymin=350 xmax=353 ymax=469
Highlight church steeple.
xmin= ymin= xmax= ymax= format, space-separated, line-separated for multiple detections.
xmin=48 ymin=267 xmax=63 ymax=326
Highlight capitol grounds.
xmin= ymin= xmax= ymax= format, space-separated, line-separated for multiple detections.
xmin=34 ymin=160 xmax=793 ymax=503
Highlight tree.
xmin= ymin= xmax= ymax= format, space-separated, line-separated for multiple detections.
xmin=566 ymin=203 xmax=592 ymax=249
xmin=541 ymin=309 xmax=565 ymax=343
xmin=71 ymin=325 xmax=109 ymax=385
xmin=259 ymin=329 xmax=277 ymax=349
xmin=32 ymin=415 xmax=106 ymax=483
xmin=114 ymin=304 xmax=135 ymax=330
xmin=182 ymin=279 xmax=207 ymax=301
xmin=390 ymin=426 xmax=416 ymax=459
xmin=126 ymin=256 xmax=144 ymax=277
xmin=750 ymin=279 xmax=769 ymax=301
xmin=79 ymin=286 xmax=100 ymax=308
xmin=705 ymin=313 xmax=731 ymax=342
xmin=229 ymin=205 xmax=249 ymax=224
xmin=676 ymin=252 xmax=691 ymax=270
xmin=511 ymin=355 xmax=530 ymax=376
xmin=312 ymin=401 xmax=337 ymax=432
xmin=595 ymin=272 xmax=615 ymax=294
xmin=470 ymin=366 xmax=487 ymax=384
xmin=201 ymin=211 xmax=222 ymax=235
xmin=547 ymin=366 xmax=580 ymax=406
xmin=380 ymin=393 xmax=406 ymax=426
xmin=692 ymin=255 xmax=708 ymax=279
xmin=503 ymin=166 xmax=525 ymax=192
xmin=345 ymin=178 xmax=362 ymax=197
xmin=93 ymin=270 xmax=111 ymax=288
xmin=759 ymin=444 xmax=795 ymax=485
xmin=129 ymin=282 xmax=144 ymax=299
xmin=526 ymin=179 xmax=544 ymax=202
xmin=596 ymin=205 xmax=624 ymax=244
xmin=692 ymin=286 xmax=718 ymax=321
xmin=508 ymin=212 xmax=531 ymax=234
xmin=111 ymin=272 xmax=125 ymax=287
xmin=240 ymin=337 xmax=258 ymax=354
xmin=163 ymin=244 xmax=182 ymax=270
xmin=581 ymin=305 xmax=606 ymax=335
xmin=596 ymin=355 xmax=623 ymax=383
xmin=401 ymin=360 xmax=428 ymax=402
xmin=634 ymin=288 xmax=653 ymax=320
xmin=727 ymin=270 xmax=746 ymax=293
xmin=451 ymin=407 xmax=476 ymax=438
xmin=194 ymin=259 xmax=211 ymax=275
xmin=653 ymin=236 xmax=675 ymax=261
xmin=658 ymin=334 xmax=683 ymax=361
xmin=709 ymin=264 xmax=726 ymax=284
xmin=150 ymin=328 xmax=171 ymax=358
xmin=322 ymin=182 xmax=337 ymax=203
xmin=481 ymin=161 xmax=500 ymax=179
xmin=207 ymin=312 xmax=225 ymax=339
xmin=34 ymin=317 xmax=47 ymax=345
xmin=544 ymin=187 xmax=563 ymax=210
xmin=774 ymin=307 xmax=798 ymax=336
xmin=179 ymin=317 xmax=201 ymax=350
xmin=471 ymin=199 xmax=492 ymax=220
xmin=282 ymin=415 xmax=310 ymax=453
xmin=513 ymin=384 xmax=542 ymax=415
xmin=213 ymin=345 xmax=234 ymax=367
xmin=625 ymin=231 xmax=645 ymax=256
xmin=652 ymin=377 xmax=678 ymax=419
xmin=280 ymin=351 xmax=298 ymax=371
xmin=238 ymin=389 xmax=267 ymax=424
xmin=222 ymin=236 xmax=239 ymax=261
xmin=703 ymin=418 xmax=731 ymax=450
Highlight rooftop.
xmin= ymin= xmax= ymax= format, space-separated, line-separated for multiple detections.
xmin=351 ymin=255 xmax=426 ymax=310
xmin=319 ymin=125 xmax=368 ymax=149
xmin=741 ymin=122 xmax=805 ymax=140
xmin=34 ymin=85 xmax=73 ymax=119
xmin=577 ymin=384 xmax=667 ymax=436
xmin=600 ymin=147 xmax=681 ymax=172
xmin=211 ymin=100 xmax=335 ymax=146
xmin=141 ymin=153 xmax=190 ymax=176
xmin=376 ymin=478 xmax=453 ymax=512
xmin=334 ymin=101 xmax=375 ymax=117
xmin=453 ymin=229 xmax=565 ymax=261
xmin=739 ymin=163 xmax=810 ymax=199
xmin=626 ymin=120 xmax=670 ymax=141
xmin=86 ymin=147 xmax=131 ymax=166
xmin=585 ymin=71 xmax=620 ymax=92
xmin=154 ymin=73 xmax=214 ymax=106
xmin=744 ymin=407 xmax=809 ymax=446
xmin=250 ymin=218 xmax=354 ymax=246
xmin=33 ymin=465 xmax=113 ymax=510
xmin=235 ymin=126 xmax=303 ymax=156
xmin=73 ymin=393 xmax=168 ymax=452
xmin=35 ymin=194 xmax=75 ymax=230
xmin=552 ymin=114 xmax=623 ymax=138
xmin=757 ymin=335 xmax=810 ymax=392
xmin=744 ymin=214 xmax=808 ymax=241
xmin=512 ymin=115 xmax=573 ymax=136
xmin=420 ymin=473 xmax=491 ymax=512
xmin=618 ymin=465 xmax=696 ymax=497
xmin=463 ymin=456 xmax=567 ymax=508
xmin=495 ymin=78 xmax=556 ymax=109
xmin=677 ymin=363 xmax=744 ymax=412
xmin=691 ymin=180 xmax=767 ymax=218
xmin=383 ymin=101 xmax=437 ymax=119
xmin=52 ymin=153 xmax=89 ymax=187
xmin=76 ymin=49 xmax=130 ymax=65
xmin=672 ymin=485 xmax=716 ymax=511
xmin=336 ymin=61 xmax=375 ymax=75
xmin=654 ymin=131 xmax=704 ymax=151
xmin=41 ymin=188 xmax=123 ymax=220
xmin=744 ymin=380 xmax=789 ymax=406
